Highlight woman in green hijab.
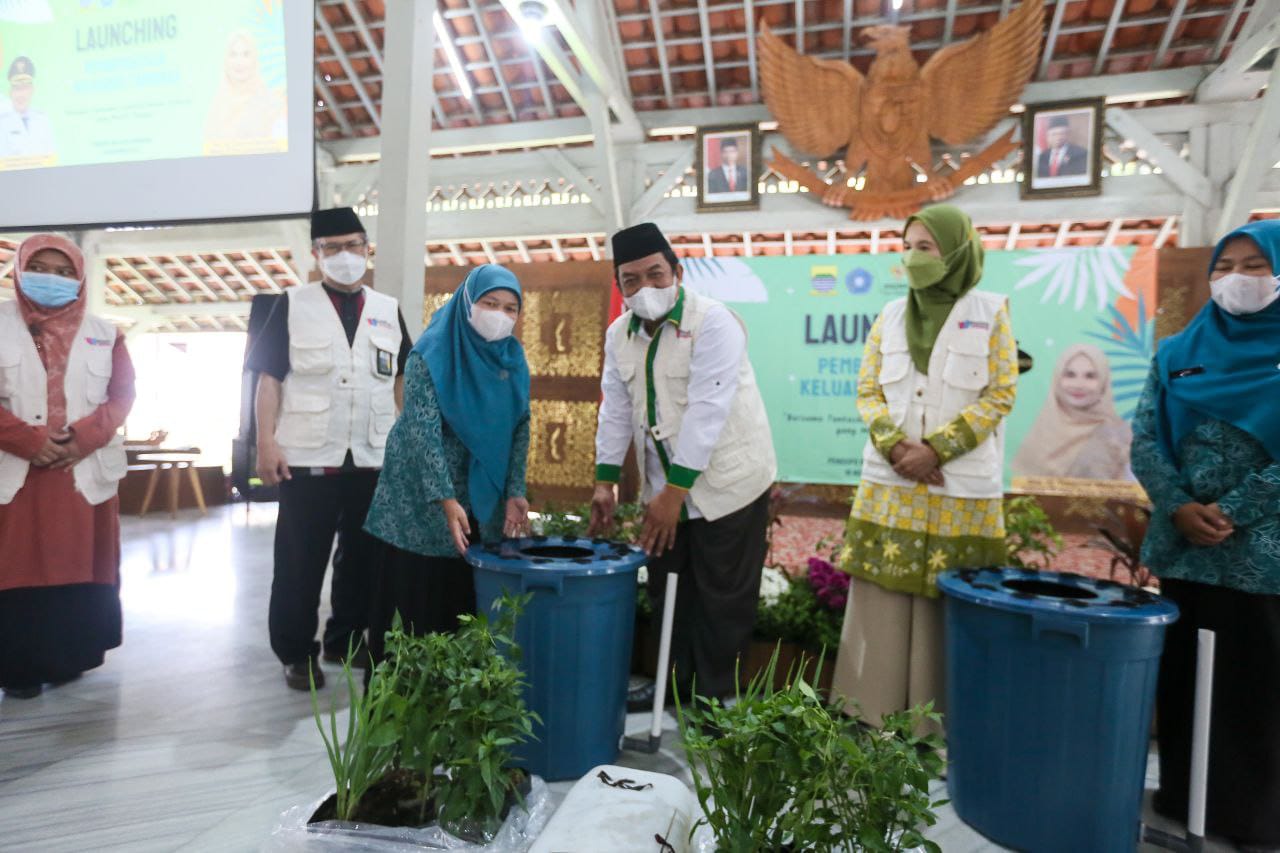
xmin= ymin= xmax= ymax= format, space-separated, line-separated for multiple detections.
xmin=831 ymin=204 xmax=1018 ymax=733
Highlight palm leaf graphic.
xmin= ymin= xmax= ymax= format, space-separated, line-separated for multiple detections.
xmin=1084 ymin=291 xmax=1154 ymax=419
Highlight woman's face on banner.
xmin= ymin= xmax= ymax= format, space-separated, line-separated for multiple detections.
xmin=225 ymin=35 xmax=258 ymax=85
xmin=1058 ymin=353 xmax=1104 ymax=410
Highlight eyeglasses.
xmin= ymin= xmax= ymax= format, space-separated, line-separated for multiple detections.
xmin=315 ymin=238 xmax=368 ymax=256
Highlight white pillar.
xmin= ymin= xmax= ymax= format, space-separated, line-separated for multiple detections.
xmin=79 ymin=230 xmax=109 ymax=315
xmin=1180 ymin=124 xmax=1213 ymax=247
xmin=376 ymin=0 xmax=436 ymax=336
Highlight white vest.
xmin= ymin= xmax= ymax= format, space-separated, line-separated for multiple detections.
xmin=610 ymin=289 xmax=777 ymax=521
xmin=275 ymin=284 xmax=402 ymax=468
xmin=0 ymin=301 xmax=128 ymax=505
xmin=861 ymin=290 xmax=1007 ymax=499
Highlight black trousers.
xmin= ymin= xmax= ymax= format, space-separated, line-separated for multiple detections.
xmin=367 ymin=544 xmax=477 ymax=664
xmin=1154 ymin=577 xmax=1280 ymax=846
xmin=268 ymin=469 xmax=380 ymax=666
xmin=646 ymin=489 xmax=771 ymax=700
xmin=0 ymin=582 xmax=121 ymax=688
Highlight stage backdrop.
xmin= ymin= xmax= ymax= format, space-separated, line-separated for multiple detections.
xmin=680 ymin=247 xmax=1157 ymax=495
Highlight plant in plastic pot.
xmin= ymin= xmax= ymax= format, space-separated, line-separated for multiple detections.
xmin=676 ymin=645 xmax=946 ymax=852
xmin=305 ymin=593 xmax=538 ymax=842
xmin=309 ymin=654 xmax=404 ymax=823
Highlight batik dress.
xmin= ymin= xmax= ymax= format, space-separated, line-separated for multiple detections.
xmin=840 ymin=304 xmax=1017 ymax=597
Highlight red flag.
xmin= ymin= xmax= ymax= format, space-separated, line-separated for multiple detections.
xmin=607 ymin=276 xmax=624 ymax=325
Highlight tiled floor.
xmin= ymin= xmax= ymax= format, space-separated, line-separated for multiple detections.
xmin=0 ymin=505 xmax=1233 ymax=852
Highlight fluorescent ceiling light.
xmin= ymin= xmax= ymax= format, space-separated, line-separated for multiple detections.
xmin=433 ymin=11 xmax=473 ymax=101
xmin=892 ymin=0 xmax=904 ymax=8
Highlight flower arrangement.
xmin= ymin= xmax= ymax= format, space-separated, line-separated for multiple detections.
xmin=752 ymin=558 xmax=845 ymax=655
xmin=806 ymin=555 xmax=850 ymax=611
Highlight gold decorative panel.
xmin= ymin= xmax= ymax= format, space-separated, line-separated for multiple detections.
xmin=520 ymin=289 xmax=605 ymax=378
xmin=422 ymin=292 xmax=453 ymax=327
xmin=528 ymin=400 xmax=598 ymax=489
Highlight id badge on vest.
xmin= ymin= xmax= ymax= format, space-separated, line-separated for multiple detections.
xmin=374 ymin=348 xmax=394 ymax=378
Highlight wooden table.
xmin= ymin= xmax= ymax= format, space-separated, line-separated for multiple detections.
xmin=135 ymin=452 xmax=207 ymax=518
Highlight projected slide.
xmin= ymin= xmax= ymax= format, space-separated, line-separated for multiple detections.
xmin=0 ymin=0 xmax=311 ymax=229
xmin=0 ymin=0 xmax=288 ymax=172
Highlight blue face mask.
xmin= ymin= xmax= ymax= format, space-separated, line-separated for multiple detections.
xmin=21 ymin=272 xmax=80 ymax=308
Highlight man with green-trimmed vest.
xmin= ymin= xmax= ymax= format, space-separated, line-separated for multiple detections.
xmin=588 ymin=222 xmax=777 ymax=699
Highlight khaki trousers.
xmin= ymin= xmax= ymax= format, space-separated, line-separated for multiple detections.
xmin=831 ymin=577 xmax=946 ymax=735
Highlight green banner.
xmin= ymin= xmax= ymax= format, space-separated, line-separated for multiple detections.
xmin=680 ymin=247 xmax=1156 ymax=490
xmin=0 ymin=0 xmax=288 ymax=171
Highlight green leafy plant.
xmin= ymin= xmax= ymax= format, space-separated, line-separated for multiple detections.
xmin=311 ymin=594 xmax=537 ymax=837
xmin=811 ymin=704 xmax=947 ymax=853
xmin=676 ymin=646 xmax=945 ymax=852
xmin=752 ymin=569 xmax=842 ymax=652
xmin=310 ymin=655 xmax=403 ymax=822
xmin=433 ymin=594 xmax=539 ymax=842
xmin=1004 ymin=496 xmax=1063 ymax=569
xmin=380 ymin=620 xmax=452 ymax=823
xmin=530 ymin=503 xmax=592 ymax=538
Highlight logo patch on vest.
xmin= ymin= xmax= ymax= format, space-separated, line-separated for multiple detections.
xmin=366 ymin=317 xmax=394 ymax=330
xmin=957 ymin=320 xmax=989 ymax=331
xmin=84 ymin=337 xmax=113 ymax=346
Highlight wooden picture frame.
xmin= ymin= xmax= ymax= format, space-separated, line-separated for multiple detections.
xmin=1021 ymin=98 xmax=1104 ymax=199
xmin=695 ymin=124 xmax=761 ymax=212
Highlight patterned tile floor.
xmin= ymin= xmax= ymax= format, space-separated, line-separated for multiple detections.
xmin=0 ymin=505 xmax=1229 ymax=852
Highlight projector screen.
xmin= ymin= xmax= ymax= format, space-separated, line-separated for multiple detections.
xmin=0 ymin=0 xmax=314 ymax=229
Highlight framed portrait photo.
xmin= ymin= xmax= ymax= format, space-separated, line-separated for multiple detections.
xmin=1021 ymin=98 xmax=1104 ymax=199
xmin=696 ymin=124 xmax=760 ymax=212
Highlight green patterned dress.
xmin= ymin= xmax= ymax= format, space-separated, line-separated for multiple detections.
xmin=840 ymin=306 xmax=1017 ymax=598
xmin=1131 ymin=366 xmax=1280 ymax=593
xmin=364 ymin=351 xmax=529 ymax=557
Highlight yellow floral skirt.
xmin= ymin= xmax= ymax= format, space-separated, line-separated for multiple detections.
xmin=840 ymin=480 xmax=1007 ymax=598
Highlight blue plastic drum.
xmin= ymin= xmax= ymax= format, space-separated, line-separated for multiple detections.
xmin=466 ymin=536 xmax=646 ymax=781
xmin=938 ymin=568 xmax=1178 ymax=853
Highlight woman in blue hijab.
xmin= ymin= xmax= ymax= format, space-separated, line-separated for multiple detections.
xmin=1131 ymin=219 xmax=1280 ymax=850
xmin=364 ymin=265 xmax=531 ymax=651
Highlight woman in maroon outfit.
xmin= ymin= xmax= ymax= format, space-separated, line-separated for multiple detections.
xmin=0 ymin=234 xmax=136 ymax=699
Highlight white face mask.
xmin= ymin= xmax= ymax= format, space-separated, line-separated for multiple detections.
xmin=625 ymin=284 xmax=678 ymax=320
xmin=320 ymin=251 xmax=367 ymax=286
xmin=1210 ymin=272 xmax=1279 ymax=316
xmin=468 ymin=305 xmax=516 ymax=342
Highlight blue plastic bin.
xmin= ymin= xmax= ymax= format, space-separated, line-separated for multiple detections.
xmin=937 ymin=568 xmax=1178 ymax=853
xmin=466 ymin=536 xmax=645 ymax=782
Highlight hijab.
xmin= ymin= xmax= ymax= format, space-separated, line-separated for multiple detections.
xmin=1013 ymin=344 xmax=1126 ymax=478
xmin=414 ymin=265 xmax=530 ymax=526
xmin=903 ymin=204 xmax=985 ymax=373
xmin=14 ymin=234 xmax=88 ymax=432
xmin=205 ymin=30 xmax=284 ymax=141
xmin=1153 ymin=219 xmax=1280 ymax=462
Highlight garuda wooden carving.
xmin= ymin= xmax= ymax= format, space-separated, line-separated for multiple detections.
xmin=759 ymin=0 xmax=1044 ymax=221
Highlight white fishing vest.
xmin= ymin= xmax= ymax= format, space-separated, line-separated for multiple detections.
xmin=610 ymin=289 xmax=777 ymax=522
xmin=274 ymin=284 xmax=402 ymax=468
xmin=0 ymin=301 xmax=128 ymax=505
xmin=860 ymin=289 xmax=1007 ymax=499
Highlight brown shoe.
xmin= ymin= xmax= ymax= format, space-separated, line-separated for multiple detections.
xmin=284 ymin=658 xmax=324 ymax=691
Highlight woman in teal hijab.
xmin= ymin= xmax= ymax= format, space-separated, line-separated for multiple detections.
xmin=364 ymin=265 xmax=531 ymax=653
xmin=1131 ymin=219 xmax=1280 ymax=850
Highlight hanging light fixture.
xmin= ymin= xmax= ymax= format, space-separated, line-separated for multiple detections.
xmin=515 ymin=0 xmax=550 ymax=42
